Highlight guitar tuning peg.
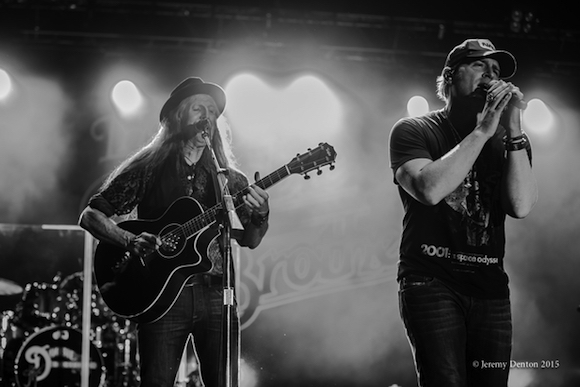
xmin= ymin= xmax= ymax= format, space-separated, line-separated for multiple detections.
xmin=317 ymin=169 xmax=322 ymax=175
xmin=329 ymin=164 xmax=335 ymax=171
xmin=304 ymin=173 xmax=311 ymax=180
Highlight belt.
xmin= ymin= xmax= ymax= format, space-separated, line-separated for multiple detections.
xmin=185 ymin=274 xmax=223 ymax=287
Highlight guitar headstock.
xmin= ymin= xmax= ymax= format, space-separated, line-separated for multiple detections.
xmin=287 ymin=143 xmax=337 ymax=179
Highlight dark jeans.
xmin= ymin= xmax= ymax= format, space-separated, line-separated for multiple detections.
xmin=399 ymin=274 xmax=512 ymax=387
xmin=137 ymin=278 xmax=239 ymax=387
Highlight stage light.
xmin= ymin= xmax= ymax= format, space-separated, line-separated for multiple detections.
xmin=407 ymin=96 xmax=429 ymax=117
xmin=509 ymin=8 xmax=537 ymax=34
xmin=523 ymin=98 xmax=554 ymax=138
xmin=111 ymin=80 xmax=144 ymax=117
xmin=522 ymin=11 xmax=538 ymax=34
xmin=240 ymin=358 xmax=258 ymax=387
xmin=224 ymin=73 xmax=342 ymax=155
xmin=437 ymin=24 xmax=446 ymax=40
xmin=511 ymin=9 xmax=523 ymax=22
xmin=0 ymin=69 xmax=12 ymax=100
xmin=510 ymin=9 xmax=523 ymax=33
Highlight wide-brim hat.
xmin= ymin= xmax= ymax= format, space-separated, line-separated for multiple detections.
xmin=445 ymin=38 xmax=517 ymax=79
xmin=160 ymin=77 xmax=226 ymax=121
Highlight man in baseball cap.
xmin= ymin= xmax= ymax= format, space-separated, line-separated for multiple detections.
xmin=389 ymin=36 xmax=537 ymax=387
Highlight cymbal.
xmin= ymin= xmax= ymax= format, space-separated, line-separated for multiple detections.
xmin=0 ymin=278 xmax=23 ymax=295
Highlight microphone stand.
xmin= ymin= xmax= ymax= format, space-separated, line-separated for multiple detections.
xmin=201 ymin=128 xmax=243 ymax=387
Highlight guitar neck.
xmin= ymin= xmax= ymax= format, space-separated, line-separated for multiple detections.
xmin=179 ymin=142 xmax=336 ymax=238
xmin=231 ymin=164 xmax=291 ymax=208
xmin=184 ymin=164 xmax=291 ymax=237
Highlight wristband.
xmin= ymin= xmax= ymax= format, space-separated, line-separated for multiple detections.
xmin=504 ymin=133 xmax=530 ymax=152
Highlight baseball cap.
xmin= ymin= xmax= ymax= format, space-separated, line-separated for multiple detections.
xmin=445 ymin=39 xmax=517 ymax=79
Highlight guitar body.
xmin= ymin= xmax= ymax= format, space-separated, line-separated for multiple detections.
xmin=94 ymin=197 xmax=217 ymax=323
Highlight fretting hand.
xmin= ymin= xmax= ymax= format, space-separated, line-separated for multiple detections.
xmin=243 ymin=171 xmax=270 ymax=218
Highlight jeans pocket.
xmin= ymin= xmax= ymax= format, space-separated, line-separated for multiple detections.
xmin=400 ymin=274 xmax=434 ymax=291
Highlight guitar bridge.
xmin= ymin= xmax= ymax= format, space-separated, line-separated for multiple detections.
xmin=112 ymin=251 xmax=132 ymax=274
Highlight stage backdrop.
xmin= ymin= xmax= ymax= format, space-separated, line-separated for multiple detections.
xmin=1 ymin=38 xmax=580 ymax=387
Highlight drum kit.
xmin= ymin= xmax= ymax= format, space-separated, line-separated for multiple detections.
xmin=0 ymin=274 xmax=140 ymax=387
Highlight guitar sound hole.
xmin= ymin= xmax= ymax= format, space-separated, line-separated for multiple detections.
xmin=161 ymin=234 xmax=181 ymax=253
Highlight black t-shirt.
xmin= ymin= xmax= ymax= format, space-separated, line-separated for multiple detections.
xmin=389 ymin=109 xmax=510 ymax=299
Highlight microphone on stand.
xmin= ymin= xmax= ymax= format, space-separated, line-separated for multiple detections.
xmin=193 ymin=118 xmax=211 ymax=136
xmin=178 ymin=118 xmax=212 ymax=142
xmin=199 ymin=118 xmax=244 ymax=233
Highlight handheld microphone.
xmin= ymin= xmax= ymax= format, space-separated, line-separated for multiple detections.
xmin=480 ymin=83 xmax=527 ymax=110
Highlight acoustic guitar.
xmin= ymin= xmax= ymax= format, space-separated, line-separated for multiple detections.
xmin=93 ymin=143 xmax=337 ymax=323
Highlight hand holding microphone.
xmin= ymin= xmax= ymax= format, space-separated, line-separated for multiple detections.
xmin=509 ymin=94 xmax=527 ymax=110
xmin=481 ymin=82 xmax=527 ymax=110
xmin=480 ymin=80 xmax=527 ymax=138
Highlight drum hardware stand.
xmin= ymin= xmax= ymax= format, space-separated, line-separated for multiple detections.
xmin=81 ymin=229 xmax=94 ymax=387
xmin=41 ymin=224 xmax=94 ymax=387
xmin=117 ymin=319 xmax=138 ymax=387
xmin=23 ymin=365 xmax=42 ymax=387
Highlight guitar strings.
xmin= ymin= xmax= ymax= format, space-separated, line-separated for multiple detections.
xmin=164 ymin=165 xmax=291 ymax=244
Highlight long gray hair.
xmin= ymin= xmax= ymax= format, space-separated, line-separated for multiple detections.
xmin=102 ymin=95 xmax=242 ymax=189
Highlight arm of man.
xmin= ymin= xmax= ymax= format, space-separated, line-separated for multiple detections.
xmin=396 ymin=81 xmax=527 ymax=207
xmin=238 ymin=173 xmax=270 ymax=249
xmin=501 ymin=148 xmax=537 ymax=218
xmin=78 ymin=206 xmax=160 ymax=257
xmin=499 ymin=102 xmax=538 ymax=218
xmin=395 ymin=129 xmax=490 ymax=206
